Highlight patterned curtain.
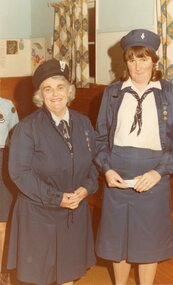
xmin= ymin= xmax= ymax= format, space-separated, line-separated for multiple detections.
xmin=156 ymin=0 xmax=173 ymax=82
xmin=51 ymin=0 xmax=89 ymax=88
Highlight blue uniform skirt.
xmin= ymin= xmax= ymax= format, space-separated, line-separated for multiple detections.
xmin=96 ymin=145 xmax=173 ymax=263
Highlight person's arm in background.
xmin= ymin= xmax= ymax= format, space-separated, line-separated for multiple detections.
xmin=6 ymin=100 xmax=19 ymax=146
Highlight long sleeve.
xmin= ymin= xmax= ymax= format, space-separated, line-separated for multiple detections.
xmin=95 ymin=83 xmax=122 ymax=173
xmin=154 ymin=81 xmax=173 ymax=176
xmin=9 ymin=122 xmax=63 ymax=207
xmin=154 ymin=151 xmax=173 ymax=176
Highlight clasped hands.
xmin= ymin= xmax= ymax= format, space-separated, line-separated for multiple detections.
xmin=60 ymin=186 xmax=88 ymax=209
xmin=106 ymin=169 xmax=161 ymax=192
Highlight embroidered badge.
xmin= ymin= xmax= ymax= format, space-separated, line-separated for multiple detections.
xmin=0 ymin=112 xmax=5 ymax=123
xmin=141 ymin=33 xmax=145 ymax=40
xmin=11 ymin=107 xmax=16 ymax=113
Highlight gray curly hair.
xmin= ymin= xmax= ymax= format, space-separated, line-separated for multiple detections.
xmin=33 ymin=75 xmax=76 ymax=108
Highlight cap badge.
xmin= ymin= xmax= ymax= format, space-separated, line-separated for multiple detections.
xmin=59 ymin=60 xmax=66 ymax=72
xmin=141 ymin=33 xmax=145 ymax=40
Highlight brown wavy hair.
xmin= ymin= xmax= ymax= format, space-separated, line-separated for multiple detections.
xmin=119 ymin=46 xmax=162 ymax=82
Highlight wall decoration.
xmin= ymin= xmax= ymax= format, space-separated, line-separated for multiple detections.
xmin=45 ymin=37 xmax=53 ymax=60
xmin=6 ymin=40 xmax=18 ymax=54
xmin=31 ymin=38 xmax=45 ymax=72
xmin=19 ymin=39 xmax=24 ymax=50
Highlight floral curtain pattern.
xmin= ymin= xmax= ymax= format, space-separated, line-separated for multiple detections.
xmin=156 ymin=0 xmax=173 ymax=82
xmin=52 ymin=0 xmax=89 ymax=87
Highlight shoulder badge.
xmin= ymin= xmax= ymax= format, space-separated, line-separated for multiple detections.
xmin=11 ymin=107 xmax=16 ymax=113
xmin=0 ymin=113 xmax=5 ymax=123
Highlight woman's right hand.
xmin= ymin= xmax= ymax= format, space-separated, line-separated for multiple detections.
xmin=105 ymin=169 xmax=128 ymax=189
xmin=60 ymin=192 xmax=80 ymax=210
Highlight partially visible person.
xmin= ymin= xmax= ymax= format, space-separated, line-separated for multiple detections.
xmin=95 ymin=29 xmax=173 ymax=285
xmin=0 ymin=97 xmax=18 ymax=285
xmin=7 ymin=59 xmax=98 ymax=285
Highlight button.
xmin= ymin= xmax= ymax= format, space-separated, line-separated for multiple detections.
xmin=163 ymin=110 xmax=168 ymax=116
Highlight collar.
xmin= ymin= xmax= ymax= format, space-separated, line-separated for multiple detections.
xmin=121 ymin=78 xmax=161 ymax=93
xmin=51 ymin=108 xmax=70 ymax=126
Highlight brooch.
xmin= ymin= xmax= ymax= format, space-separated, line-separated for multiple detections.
xmin=112 ymin=94 xmax=120 ymax=98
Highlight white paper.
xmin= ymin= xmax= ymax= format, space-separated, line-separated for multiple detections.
xmin=124 ymin=179 xmax=137 ymax=188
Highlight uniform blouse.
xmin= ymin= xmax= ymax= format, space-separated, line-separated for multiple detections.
xmin=114 ymin=78 xmax=162 ymax=150
xmin=0 ymin=98 xmax=19 ymax=148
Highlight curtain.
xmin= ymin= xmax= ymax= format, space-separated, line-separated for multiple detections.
xmin=156 ymin=0 xmax=173 ymax=82
xmin=52 ymin=0 xmax=89 ymax=88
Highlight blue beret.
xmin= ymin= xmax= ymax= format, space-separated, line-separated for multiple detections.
xmin=120 ymin=29 xmax=160 ymax=51
xmin=33 ymin=59 xmax=69 ymax=90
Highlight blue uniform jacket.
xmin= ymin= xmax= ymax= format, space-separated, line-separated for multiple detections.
xmin=9 ymin=107 xmax=98 ymax=207
xmin=95 ymin=79 xmax=173 ymax=177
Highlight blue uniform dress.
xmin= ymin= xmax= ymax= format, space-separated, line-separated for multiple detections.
xmin=0 ymin=98 xmax=19 ymax=221
xmin=7 ymin=107 xmax=98 ymax=285
xmin=95 ymin=79 xmax=173 ymax=263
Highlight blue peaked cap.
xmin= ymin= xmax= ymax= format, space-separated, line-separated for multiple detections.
xmin=121 ymin=29 xmax=160 ymax=51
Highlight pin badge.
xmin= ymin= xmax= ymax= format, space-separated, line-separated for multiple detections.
xmin=162 ymin=104 xmax=168 ymax=120
xmin=59 ymin=61 xmax=66 ymax=72
xmin=163 ymin=110 xmax=168 ymax=120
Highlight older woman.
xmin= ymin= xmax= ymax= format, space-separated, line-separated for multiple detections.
xmin=95 ymin=29 xmax=173 ymax=285
xmin=7 ymin=59 xmax=98 ymax=285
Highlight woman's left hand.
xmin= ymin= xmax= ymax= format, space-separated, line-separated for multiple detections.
xmin=74 ymin=187 xmax=88 ymax=203
xmin=134 ymin=170 xmax=161 ymax=192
